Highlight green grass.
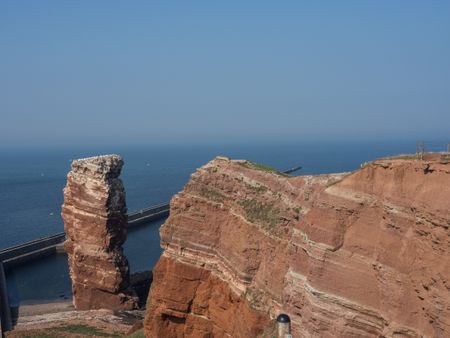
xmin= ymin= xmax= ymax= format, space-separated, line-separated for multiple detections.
xmin=21 ymin=324 xmax=121 ymax=338
xmin=246 ymin=183 xmax=268 ymax=194
xmin=240 ymin=161 xmax=291 ymax=177
xmin=186 ymin=180 xmax=228 ymax=203
xmin=206 ymin=166 xmax=218 ymax=173
xmin=197 ymin=185 xmax=227 ymax=202
xmin=54 ymin=324 xmax=120 ymax=337
xmin=126 ymin=329 xmax=146 ymax=338
xmin=239 ymin=199 xmax=280 ymax=231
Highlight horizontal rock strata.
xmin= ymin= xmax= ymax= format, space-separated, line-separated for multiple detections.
xmin=62 ymin=155 xmax=137 ymax=310
xmin=145 ymin=156 xmax=450 ymax=337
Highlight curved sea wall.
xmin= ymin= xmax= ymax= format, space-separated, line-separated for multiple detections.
xmin=145 ymin=156 xmax=450 ymax=337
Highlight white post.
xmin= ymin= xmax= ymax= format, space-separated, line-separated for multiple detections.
xmin=277 ymin=313 xmax=291 ymax=338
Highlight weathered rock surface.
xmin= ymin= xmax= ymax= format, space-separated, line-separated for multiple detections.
xmin=145 ymin=155 xmax=450 ymax=337
xmin=62 ymin=155 xmax=137 ymax=310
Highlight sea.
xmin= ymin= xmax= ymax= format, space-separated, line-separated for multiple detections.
xmin=0 ymin=140 xmax=435 ymax=304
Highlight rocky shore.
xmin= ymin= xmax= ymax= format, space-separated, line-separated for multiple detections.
xmin=6 ymin=300 xmax=144 ymax=337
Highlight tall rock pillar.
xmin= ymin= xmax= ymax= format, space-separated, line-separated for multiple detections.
xmin=62 ymin=155 xmax=137 ymax=310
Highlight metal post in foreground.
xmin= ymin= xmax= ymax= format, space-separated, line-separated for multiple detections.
xmin=0 ymin=261 xmax=12 ymax=334
xmin=277 ymin=313 xmax=292 ymax=338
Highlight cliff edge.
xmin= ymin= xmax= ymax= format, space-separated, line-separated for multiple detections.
xmin=145 ymin=156 xmax=450 ymax=337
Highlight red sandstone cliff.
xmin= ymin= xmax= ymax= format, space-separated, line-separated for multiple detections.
xmin=145 ymin=155 xmax=450 ymax=337
xmin=62 ymin=155 xmax=137 ymax=310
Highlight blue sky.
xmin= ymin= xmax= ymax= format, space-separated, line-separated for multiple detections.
xmin=1 ymin=1 xmax=449 ymax=147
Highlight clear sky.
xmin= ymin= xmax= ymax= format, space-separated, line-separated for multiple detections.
xmin=1 ymin=1 xmax=449 ymax=147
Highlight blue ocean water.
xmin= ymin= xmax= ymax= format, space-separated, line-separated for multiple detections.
xmin=0 ymin=141 xmax=419 ymax=302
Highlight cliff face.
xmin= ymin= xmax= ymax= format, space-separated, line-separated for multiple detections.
xmin=145 ymin=156 xmax=450 ymax=337
xmin=62 ymin=155 xmax=137 ymax=310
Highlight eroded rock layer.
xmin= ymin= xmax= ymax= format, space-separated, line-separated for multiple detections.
xmin=62 ymin=155 xmax=137 ymax=310
xmin=145 ymin=155 xmax=450 ymax=337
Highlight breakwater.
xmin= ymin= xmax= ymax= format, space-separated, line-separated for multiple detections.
xmin=0 ymin=203 xmax=169 ymax=270
xmin=0 ymin=162 xmax=301 ymax=271
xmin=128 ymin=203 xmax=169 ymax=226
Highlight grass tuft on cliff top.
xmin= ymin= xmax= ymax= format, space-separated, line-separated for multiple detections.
xmin=240 ymin=161 xmax=291 ymax=177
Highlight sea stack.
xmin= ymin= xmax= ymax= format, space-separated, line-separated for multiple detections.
xmin=62 ymin=155 xmax=137 ymax=310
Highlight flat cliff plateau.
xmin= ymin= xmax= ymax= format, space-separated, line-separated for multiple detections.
xmin=145 ymin=155 xmax=450 ymax=338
